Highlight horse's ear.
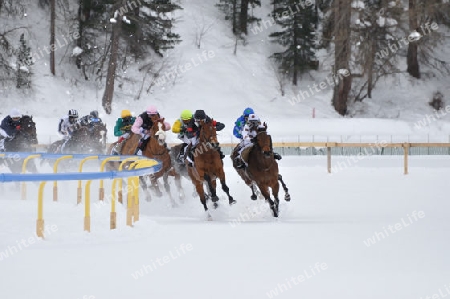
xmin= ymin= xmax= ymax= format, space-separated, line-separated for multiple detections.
xmin=264 ymin=122 xmax=267 ymax=129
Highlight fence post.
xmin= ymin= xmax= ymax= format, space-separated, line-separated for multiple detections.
xmin=77 ymin=156 xmax=98 ymax=204
xmin=36 ymin=181 xmax=47 ymax=238
xmin=327 ymin=144 xmax=332 ymax=173
xmin=403 ymin=143 xmax=410 ymax=175
xmin=111 ymin=178 xmax=119 ymax=230
xmin=99 ymin=156 xmax=120 ymax=201
xmin=21 ymin=154 xmax=41 ymax=200
xmin=53 ymin=155 xmax=73 ymax=201
xmin=84 ymin=180 xmax=92 ymax=232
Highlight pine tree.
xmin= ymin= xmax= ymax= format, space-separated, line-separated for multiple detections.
xmin=101 ymin=0 xmax=182 ymax=113
xmin=16 ymin=33 xmax=33 ymax=88
xmin=269 ymin=0 xmax=318 ymax=85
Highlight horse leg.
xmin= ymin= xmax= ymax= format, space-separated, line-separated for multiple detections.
xmin=194 ymin=180 xmax=209 ymax=212
xmin=204 ymin=174 xmax=219 ymax=208
xmin=259 ymin=185 xmax=278 ymax=218
xmin=278 ymin=174 xmax=290 ymax=201
xmin=139 ymin=176 xmax=152 ymax=202
xmin=150 ymin=174 xmax=163 ymax=197
xmin=250 ymin=183 xmax=258 ymax=201
xmin=217 ymin=168 xmax=236 ymax=206
xmin=169 ymin=167 xmax=185 ymax=202
xmin=163 ymin=171 xmax=177 ymax=208
xmin=272 ymin=180 xmax=281 ymax=217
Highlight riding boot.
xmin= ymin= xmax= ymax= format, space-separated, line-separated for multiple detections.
xmin=273 ymin=152 xmax=282 ymax=160
xmin=176 ymin=144 xmax=187 ymax=164
xmin=134 ymin=137 xmax=149 ymax=155
xmin=185 ymin=144 xmax=194 ymax=167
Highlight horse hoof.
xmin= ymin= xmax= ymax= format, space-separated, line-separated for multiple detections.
xmin=250 ymin=195 xmax=257 ymax=201
xmin=211 ymin=196 xmax=219 ymax=203
xmin=285 ymin=194 xmax=291 ymax=202
xmin=229 ymin=199 xmax=237 ymax=205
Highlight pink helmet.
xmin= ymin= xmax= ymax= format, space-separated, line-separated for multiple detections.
xmin=146 ymin=105 xmax=158 ymax=115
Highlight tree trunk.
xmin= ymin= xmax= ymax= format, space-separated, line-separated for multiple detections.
xmin=239 ymin=0 xmax=249 ymax=35
xmin=332 ymin=0 xmax=352 ymax=115
xmin=102 ymin=21 xmax=121 ymax=114
xmin=50 ymin=0 xmax=55 ymax=75
xmin=407 ymin=0 xmax=420 ymax=78
xmin=232 ymin=0 xmax=238 ymax=34
xmin=367 ymin=39 xmax=375 ymax=98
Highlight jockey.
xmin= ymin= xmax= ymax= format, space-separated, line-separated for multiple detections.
xmin=234 ymin=113 xmax=264 ymax=168
xmin=172 ymin=109 xmax=193 ymax=164
xmin=79 ymin=110 xmax=104 ymax=129
xmin=112 ymin=109 xmax=135 ymax=155
xmin=184 ymin=109 xmax=225 ymax=166
xmin=233 ymin=107 xmax=254 ymax=139
xmin=0 ymin=108 xmax=22 ymax=152
xmin=58 ymin=109 xmax=82 ymax=153
xmin=131 ymin=105 xmax=171 ymax=155
xmin=232 ymin=108 xmax=282 ymax=162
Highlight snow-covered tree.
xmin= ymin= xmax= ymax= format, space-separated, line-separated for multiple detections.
xmin=16 ymin=33 xmax=33 ymax=88
xmin=269 ymin=0 xmax=318 ymax=85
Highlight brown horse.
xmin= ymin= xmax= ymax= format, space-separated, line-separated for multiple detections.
xmin=233 ymin=124 xmax=290 ymax=217
xmin=109 ymin=119 xmax=184 ymax=204
xmin=187 ymin=120 xmax=236 ymax=216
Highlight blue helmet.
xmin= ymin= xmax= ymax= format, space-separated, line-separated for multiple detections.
xmin=243 ymin=107 xmax=254 ymax=117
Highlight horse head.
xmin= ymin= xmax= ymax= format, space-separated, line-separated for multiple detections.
xmin=19 ymin=115 xmax=38 ymax=145
xmin=151 ymin=118 xmax=167 ymax=147
xmin=254 ymin=124 xmax=273 ymax=158
xmin=89 ymin=121 xmax=107 ymax=146
xmin=199 ymin=120 xmax=219 ymax=148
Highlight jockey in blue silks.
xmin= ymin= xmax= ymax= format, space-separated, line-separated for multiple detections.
xmin=233 ymin=107 xmax=254 ymax=139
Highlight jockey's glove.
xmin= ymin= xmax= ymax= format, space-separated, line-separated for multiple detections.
xmin=139 ymin=127 xmax=148 ymax=134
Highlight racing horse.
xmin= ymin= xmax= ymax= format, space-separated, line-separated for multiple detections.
xmin=2 ymin=115 xmax=38 ymax=173
xmin=47 ymin=122 xmax=107 ymax=154
xmin=187 ymin=119 xmax=236 ymax=216
xmin=232 ymin=124 xmax=290 ymax=217
xmin=110 ymin=119 xmax=184 ymax=205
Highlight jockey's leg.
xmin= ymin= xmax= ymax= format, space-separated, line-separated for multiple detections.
xmin=135 ymin=134 xmax=150 ymax=155
xmin=176 ymin=143 xmax=188 ymax=164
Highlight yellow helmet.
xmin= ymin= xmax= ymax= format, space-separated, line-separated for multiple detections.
xmin=180 ymin=109 xmax=192 ymax=121
xmin=121 ymin=109 xmax=131 ymax=118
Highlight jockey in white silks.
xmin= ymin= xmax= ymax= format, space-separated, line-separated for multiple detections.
xmin=235 ymin=113 xmax=264 ymax=168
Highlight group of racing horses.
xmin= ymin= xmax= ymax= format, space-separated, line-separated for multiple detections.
xmin=3 ymin=115 xmax=290 ymax=218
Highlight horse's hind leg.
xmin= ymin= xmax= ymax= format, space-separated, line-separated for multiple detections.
xmin=278 ymin=174 xmax=290 ymax=201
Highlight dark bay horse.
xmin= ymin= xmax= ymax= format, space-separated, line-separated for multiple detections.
xmin=113 ymin=119 xmax=184 ymax=205
xmin=187 ymin=120 xmax=236 ymax=216
xmin=233 ymin=124 xmax=290 ymax=217
xmin=3 ymin=115 xmax=38 ymax=173
xmin=47 ymin=122 xmax=107 ymax=154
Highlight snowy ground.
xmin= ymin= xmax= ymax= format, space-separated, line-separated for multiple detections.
xmin=0 ymin=156 xmax=449 ymax=299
